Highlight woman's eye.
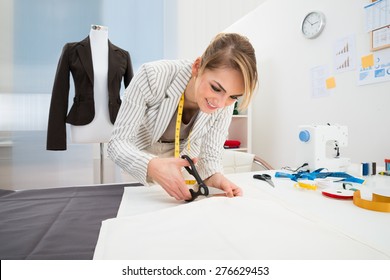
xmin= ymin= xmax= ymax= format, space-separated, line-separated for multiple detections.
xmin=211 ymin=85 xmax=221 ymax=92
xmin=230 ymin=95 xmax=241 ymax=100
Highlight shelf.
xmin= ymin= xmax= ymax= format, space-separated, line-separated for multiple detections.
xmin=224 ymin=147 xmax=248 ymax=152
xmin=228 ymin=102 xmax=251 ymax=153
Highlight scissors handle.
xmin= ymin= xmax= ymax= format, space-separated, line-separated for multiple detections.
xmin=181 ymin=155 xmax=203 ymax=183
xmin=254 ymin=174 xmax=271 ymax=180
xmin=186 ymin=184 xmax=209 ymax=202
xmin=186 ymin=189 xmax=197 ymax=202
xmin=181 ymin=155 xmax=209 ymax=202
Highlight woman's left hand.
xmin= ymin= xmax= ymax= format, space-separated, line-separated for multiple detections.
xmin=204 ymin=173 xmax=243 ymax=197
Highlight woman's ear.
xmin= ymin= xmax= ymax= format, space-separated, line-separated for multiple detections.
xmin=192 ymin=57 xmax=202 ymax=77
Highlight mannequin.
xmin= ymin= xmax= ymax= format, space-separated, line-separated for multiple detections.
xmin=47 ymin=24 xmax=133 ymax=182
xmin=71 ymin=25 xmax=112 ymax=143
xmin=46 ymin=25 xmax=133 ymax=151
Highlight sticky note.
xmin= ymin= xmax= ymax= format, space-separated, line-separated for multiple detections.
xmin=325 ymin=77 xmax=336 ymax=89
xmin=361 ymin=54 xmax=374 ymax=68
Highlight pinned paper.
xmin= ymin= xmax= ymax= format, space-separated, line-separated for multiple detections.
xmin=361 ymin=54 xmax=374 ymax=68
xmin=358 ymin=51 xmax=390 ymax=85
xmin=325 ymin=77 xmax=336 ymax=89
xmin=310 ymin=65 xmax=332 ymax=98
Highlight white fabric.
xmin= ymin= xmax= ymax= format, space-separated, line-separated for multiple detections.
xmin=226 ymin=172 xmax=390 ymax=257
xmin=95 ymin=171 xmax=390 ymax=260
xmin=94 ymin=196 xmax=387 ymax=260
xmin=116 ymin=184 xmax=226 ymax=218
xmin=116 ymin=185 xmax=182 ymax=218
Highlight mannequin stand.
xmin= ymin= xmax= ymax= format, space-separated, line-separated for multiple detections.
xmin=94 ymin=142 xmax=116 ymax=184
xmin=100 ymin=143 xmax=104 ymax=184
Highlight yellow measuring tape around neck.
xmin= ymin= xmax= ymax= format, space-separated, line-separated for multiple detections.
xmin=175 ymin=93 xmax=196 ymax=185
xmin=174 ymin=93 xmax=185 ymax=158
xmin=353 ymin=190 xmax=390 ymax=212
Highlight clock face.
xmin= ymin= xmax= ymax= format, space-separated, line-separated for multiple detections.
xmin=301 ymin=11 xmax=326 ymax=39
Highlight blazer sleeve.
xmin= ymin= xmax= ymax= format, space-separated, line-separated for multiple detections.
xmin=123 ymin=51 xmax=133 ymax=88
xmin=46 ymin=44 xmax=71 ymax=150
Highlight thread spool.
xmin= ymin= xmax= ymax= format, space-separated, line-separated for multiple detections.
xmin=372 ymin=162 xmax=376 ymax=175
xmin=385 ymin=159 xmax=390 ymax=171
xmin=361 ymin=162 xmax=369 ymax=176
xmin=322 ymin=189 xmax=354 ymax=199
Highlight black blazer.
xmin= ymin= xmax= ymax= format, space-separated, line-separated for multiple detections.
xmin=46 ymin=36 xmax=133 ymax=150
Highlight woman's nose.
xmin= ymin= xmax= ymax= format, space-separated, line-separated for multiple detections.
xmin=212 ymin=94 xmax=230 ymax=108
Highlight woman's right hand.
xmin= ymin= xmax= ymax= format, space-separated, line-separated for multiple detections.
xmin=147 ymin=157 xmax=194 ymax=201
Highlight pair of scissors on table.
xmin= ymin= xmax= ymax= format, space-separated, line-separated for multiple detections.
xmin=253 ymin=173 xmax=275 ymax=187
xmin=181 ymin=155 xmax=209 ymax=202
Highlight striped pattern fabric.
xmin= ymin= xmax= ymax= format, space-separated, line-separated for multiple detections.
xmin=107 ymin=60 xmax=234 ymax=185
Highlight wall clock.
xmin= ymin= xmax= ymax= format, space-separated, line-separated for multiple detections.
xmin=301 ymin=11 xmax=326 ymax=39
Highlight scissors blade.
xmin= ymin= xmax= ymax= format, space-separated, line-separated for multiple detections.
xmin=253 ymin=174 xmax=275 ymax=187
xmin=266 ymin=179 xmax=275 ymax=187
xmin=207 ymin=186 xmax=227 ymax=197
xmin=191 ymin=185 xmax=226 ymax=199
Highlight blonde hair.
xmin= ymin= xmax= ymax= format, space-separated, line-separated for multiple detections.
xmin=198 ymin=33 xmax=258 ymax=111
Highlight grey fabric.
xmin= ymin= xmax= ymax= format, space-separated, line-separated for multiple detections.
xmin=0 ymin=183 xmax=141 ymax=260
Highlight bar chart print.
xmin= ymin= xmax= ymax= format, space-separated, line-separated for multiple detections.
xmin=336 ymin=42 xmax=350 ymax=70
xmin=337 ymin=56 xmax=350 ymax=71
xmin=336 ymin=42 xmax=349 ymax=55
xmin=333 ymin=35 xmax=356 ymax=73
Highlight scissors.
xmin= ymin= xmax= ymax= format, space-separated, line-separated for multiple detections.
xmin=181 ymin=155 xmax=209 ymax=202
xmin=253 ymin=173 xmax=275 ymax=187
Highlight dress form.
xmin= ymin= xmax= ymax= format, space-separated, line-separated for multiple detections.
xmin=70 ymin=25 xmax=112 ymax=143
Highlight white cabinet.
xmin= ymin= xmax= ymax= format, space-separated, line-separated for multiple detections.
xmin=226 ymin=105 xmax=252 ymax=153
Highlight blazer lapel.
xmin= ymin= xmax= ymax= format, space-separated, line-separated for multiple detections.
xmin=150 ymin=94 xmax=180 ymax=144
xmin=76 ymin=37 xmax=94 ymax=84
xmin=108 ymin=40 xmax=119 ymax=88
xmin=151 ymin=66 xmax=192 ymax=143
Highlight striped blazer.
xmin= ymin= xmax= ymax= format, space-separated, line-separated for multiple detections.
xmin=107 ymin=60 xmax=234 ymax=185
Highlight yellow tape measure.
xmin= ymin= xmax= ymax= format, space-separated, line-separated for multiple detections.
xmin=353 ymin=190 xmax=390 ymax=212
xmin=294 ymin=181 xmax=317 ymax=191
xmin=175 ymin=93 xmax=196 ymax=185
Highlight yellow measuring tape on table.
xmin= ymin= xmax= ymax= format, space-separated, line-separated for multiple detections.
xmin=353 ymin=190 xmax=390 ymax=213
xmin=175 ymin=93 xmax=196 ymax=185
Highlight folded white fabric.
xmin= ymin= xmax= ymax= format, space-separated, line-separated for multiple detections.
xmin=94 ymin=196 xmax=387 ymax=260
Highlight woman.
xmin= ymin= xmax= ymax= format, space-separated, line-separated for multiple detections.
xmin=108 ymin=33 xmax=258 ymax=201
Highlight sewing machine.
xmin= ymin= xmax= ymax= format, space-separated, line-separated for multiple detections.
xmin=297 ymin=124 xmax=351 ymax=172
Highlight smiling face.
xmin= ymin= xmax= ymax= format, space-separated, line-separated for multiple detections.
xmin=186 ymin=58 xmax=245 ymax=114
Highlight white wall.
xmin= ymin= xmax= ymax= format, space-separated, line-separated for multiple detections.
xmin=226 ymin=0 xmax=390 ymax=168
xmin=167 ymin=0 xmax=265 ymax=60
